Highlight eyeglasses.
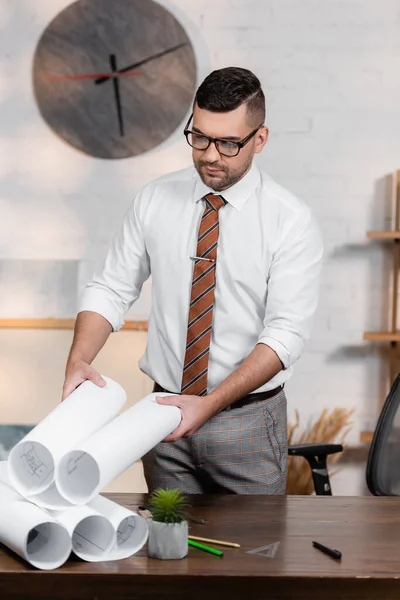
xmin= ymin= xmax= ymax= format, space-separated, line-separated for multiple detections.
xmin=183 ymin=113 xmax=264 ymax=157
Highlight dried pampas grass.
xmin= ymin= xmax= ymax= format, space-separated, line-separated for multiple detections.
xmin=286 ymin=407 xmax=354 ymax=495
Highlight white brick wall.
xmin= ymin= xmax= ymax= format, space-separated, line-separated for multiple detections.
xmin=1 ymin=0 xmax=400 ymax=491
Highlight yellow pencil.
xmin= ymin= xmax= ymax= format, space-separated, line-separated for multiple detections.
xmin=188 ymin=535 xmax=240 ymax=548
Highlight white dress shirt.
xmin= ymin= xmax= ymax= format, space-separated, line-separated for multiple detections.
xmin=80 ymin=163 xmax=323 ymax=394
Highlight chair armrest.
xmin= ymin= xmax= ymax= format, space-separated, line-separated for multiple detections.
xmin=288 ymin=443 xmax=343 ymax=457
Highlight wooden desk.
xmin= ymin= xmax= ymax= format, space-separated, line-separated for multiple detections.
xmin=1 ymin=494 xmax=400 ymax=600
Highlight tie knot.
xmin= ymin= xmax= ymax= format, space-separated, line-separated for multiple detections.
xmin=205 ymin=193 xmax=226 ymax=212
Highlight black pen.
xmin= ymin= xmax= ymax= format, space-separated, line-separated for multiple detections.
xmin=312 ymin=541 xmax=342 ymax=560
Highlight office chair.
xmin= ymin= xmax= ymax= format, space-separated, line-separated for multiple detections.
xmin=291 ymin=373 xmax=400 ymax=496
xmin=366 ymin=373 xmax=400 ymax=496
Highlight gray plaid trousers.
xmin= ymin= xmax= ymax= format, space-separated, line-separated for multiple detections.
xmin=142 ymin=389 xmax=288 ymax=494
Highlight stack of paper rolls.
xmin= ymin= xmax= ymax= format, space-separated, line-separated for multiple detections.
xmin=0 ymin=377 xmax=182 ymax=569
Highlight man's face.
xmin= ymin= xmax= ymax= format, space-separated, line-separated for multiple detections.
xmin=191 ymin=103 xmax=268 ymax=192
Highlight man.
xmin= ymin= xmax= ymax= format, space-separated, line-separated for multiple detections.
xmin=63 ymin=67 xmax=323 ymax=495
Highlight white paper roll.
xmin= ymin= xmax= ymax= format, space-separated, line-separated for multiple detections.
xmin=48 ymin=504 xmax=115 ymax=562
xmin=27 ymin=481 xmax=75 ymax=510
xmin=0 ymin=461 xmax=14 ymax=493
xmin=57 ymin=393 xmax=181 ymax=504
xmin=88 ymin=494 xmax=149 ymax=560
xmin=8 ymin=377 xmax=126 ymax=499
xmin=0 ymin=464 xmax=72 ymax=570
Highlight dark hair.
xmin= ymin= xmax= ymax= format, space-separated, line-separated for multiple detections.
xmin=194 ymin=67 xmax=265 ymax=126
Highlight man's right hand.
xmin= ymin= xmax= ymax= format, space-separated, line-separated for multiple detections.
xmin=62 ymin=359 xmax=107 ymax=401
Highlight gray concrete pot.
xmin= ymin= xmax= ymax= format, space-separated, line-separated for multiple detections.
xmin=147 ymin=520 xmax=188 ymax=560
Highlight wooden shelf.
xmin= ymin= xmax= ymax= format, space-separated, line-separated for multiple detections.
xmin=367 ymin=231 xmax=400 ymax=239
xmin=364 ymin=331 xmax=400 ymax=342
xmin=0 ymin=319 xmax=148 ymax=331
xmin=364 ymin=171 xmax=400 ymax=414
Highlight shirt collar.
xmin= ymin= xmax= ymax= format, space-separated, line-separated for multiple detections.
xmin=194 ymin=162 xmax=261 ymax=211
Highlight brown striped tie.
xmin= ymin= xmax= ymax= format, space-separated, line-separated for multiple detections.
xmin=181 ymin=193 xmax=227 ymax=396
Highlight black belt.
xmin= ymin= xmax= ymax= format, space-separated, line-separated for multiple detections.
xmin=152 ymin=382 xmax=283 ymax=410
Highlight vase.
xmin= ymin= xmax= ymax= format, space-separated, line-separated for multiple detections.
xmin=147 ymin=520 xmax=188 ymax=560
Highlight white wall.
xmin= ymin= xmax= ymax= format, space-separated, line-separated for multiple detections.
xmin=1 ymin=0 xmax=400 ymax=494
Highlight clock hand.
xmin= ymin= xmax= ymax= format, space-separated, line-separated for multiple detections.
xmin=110 ymin=54 xmax=124 ymax=137
xmin=119 ymin=42 xmax=188 ymax=74
xmin=95 ymin=42 xmax=188 ymax=85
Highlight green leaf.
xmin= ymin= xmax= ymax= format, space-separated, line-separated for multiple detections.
xmin=148 ymin=488 xmax=190 ymax=524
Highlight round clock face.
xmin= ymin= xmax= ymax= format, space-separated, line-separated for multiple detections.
xmin=33 ymin=0 xmax=197 ymax=159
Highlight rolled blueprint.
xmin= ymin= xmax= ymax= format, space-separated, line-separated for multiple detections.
xmin=8 ymin=377 xmax=126 ymax=500
xmin=88 ymin=494 xmax=149 ymax=560
xmin=28 ymin=481 xmax=75 ymax=510
xmin=0 ymin=462 xmax=72 ymax=570
xmin=57 ymin=393 xmax=181 ymax=504
xmin=48 ymin=504 xmax=115 ymax=562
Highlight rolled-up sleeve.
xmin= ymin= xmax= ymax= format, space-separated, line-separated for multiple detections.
xmin=79 ymin=193 xmax=150 ymax=331
xmin=258 ymin=210 xmax=323 ymax=368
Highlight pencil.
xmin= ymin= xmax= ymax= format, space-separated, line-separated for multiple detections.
xmin=188 ymin=539 xmax=223 ymax=556
xmin=188 ymin=535 xmax=240 ymax=548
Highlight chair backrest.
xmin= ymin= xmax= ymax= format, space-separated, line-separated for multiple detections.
xmin=366 ymin=374 xmax=400 ymax=495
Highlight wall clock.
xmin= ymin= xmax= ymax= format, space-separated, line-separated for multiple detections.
xmin=32 ymin=0 xmax=197 ymax=159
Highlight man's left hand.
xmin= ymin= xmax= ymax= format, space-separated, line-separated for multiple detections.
xmin=156 ymin=394 xmax=215 ymax=442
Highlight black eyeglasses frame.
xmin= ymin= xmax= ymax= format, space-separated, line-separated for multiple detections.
xmin=183 ymin=113 xmax=264 ymax=157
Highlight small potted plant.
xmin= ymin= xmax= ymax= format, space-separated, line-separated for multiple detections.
xmin=147 ymin=488 xmax=189 ymax=560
